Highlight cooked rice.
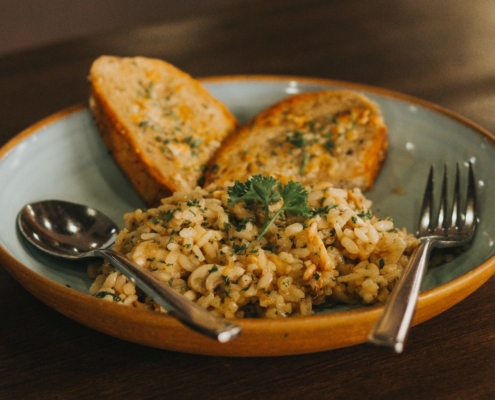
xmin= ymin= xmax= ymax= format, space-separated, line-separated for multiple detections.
xmin=87 ymin=183 xmax=419 ymax=318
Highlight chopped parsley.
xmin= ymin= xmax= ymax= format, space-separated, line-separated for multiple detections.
xmin=232 ymin=243 xmax=248 ymax=254
xmin=263 ymin=243 xmax=276 ymax=252
xmin=310 ymin=204 xmax=337 ymax=216
xmin=227 ymin=175 xmax=311 ymax=240
xmin=93 ymin=292 xmax=121 ymax=302
xmin=186 ymin=198 xmax=200 ymax=207
xmin=300 ymin=151 xmax=310 ymax=175
xmin=163 ymin=209 xmax=175 ymax=223
xmin=286 ymin=131 xmax=308 ymax=148
xmin=208 ymin=265 xmax=219 ymax=273
xmin=324 ymin=139 xmax=335 ymax=154
xmin=232 ymin=217 xmax=255 ymax=232
xmin=222 ymin=275 xmax=231 ymax=286
xmin=357 ymin=210 xmax=373 ymax=220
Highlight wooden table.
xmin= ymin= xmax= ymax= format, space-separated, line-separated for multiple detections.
xmin=1 ymin=0 xmax=495 ymax=398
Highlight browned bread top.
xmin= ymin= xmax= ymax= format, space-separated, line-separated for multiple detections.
xmin=204 ymin=90 xmax=387 ymax=191
xmin=89 ymin=55 xmax=239 ymax=206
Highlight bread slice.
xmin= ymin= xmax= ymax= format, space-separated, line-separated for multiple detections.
xmin=204 ymin=90 xmax=387 ymax=190
xmin=89 ymin=55 xmax=239 ymax=206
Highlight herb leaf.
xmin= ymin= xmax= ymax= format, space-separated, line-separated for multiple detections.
xmin=278 ymin=180 xmax=311 ymax=216
xmin=227 ymin=175 xmax=280 ymax=206
xmin=357 ymin=210 xmax=373 ymax=220
xmin=310 ymin=204 xmax=337 ymax=216
xmin=227 ymin=175 xmax=310 ymax=240
xmin=93 ymin=291 xmax=121 ymax=302
xmin=286 ymin=131 xmax=308 ymax=148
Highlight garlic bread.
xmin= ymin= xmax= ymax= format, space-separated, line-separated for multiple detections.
xmin=89 ymin=56 xmax=239 ymax=206
xmin=204 ymin=90 xmax=387 ymax=191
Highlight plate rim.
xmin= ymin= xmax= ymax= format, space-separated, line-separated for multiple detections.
xmin=1 ymin=75 xmax=495 ymax=356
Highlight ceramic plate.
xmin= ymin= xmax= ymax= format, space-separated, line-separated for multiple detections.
xmin=1 ymin=76 xmax=494 ymax=357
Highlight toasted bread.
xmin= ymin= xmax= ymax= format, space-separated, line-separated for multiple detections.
xmin=89 ymin=56 xmax=239 ymax=206
xmin=204 ymin=90 xmax=387 ymax=190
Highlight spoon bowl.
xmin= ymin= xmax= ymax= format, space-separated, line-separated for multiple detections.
xmin=17 ymin=200 xmax=241 ymax=343
xmin=18 ymin=200 xmax=118 ymax=257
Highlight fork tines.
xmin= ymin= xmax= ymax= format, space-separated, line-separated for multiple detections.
xmin=418 ymin=162 xmax=477 ymax=236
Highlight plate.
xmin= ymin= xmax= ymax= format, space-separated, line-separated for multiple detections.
xmin=1 ymin=76 xmax=495 ymax=356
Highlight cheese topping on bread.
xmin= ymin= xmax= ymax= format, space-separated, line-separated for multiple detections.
xmin=204 ymin=90 xmax=387 ymax=191
xmin=89 ymin=56 xmax=239 ymax=206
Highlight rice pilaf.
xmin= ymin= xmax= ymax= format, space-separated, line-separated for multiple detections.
xmin=88 ymin=180 xmax=418 ymax=318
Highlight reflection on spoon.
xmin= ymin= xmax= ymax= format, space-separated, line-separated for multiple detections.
xmin=17 ymin=200 xmax=241 ymax=343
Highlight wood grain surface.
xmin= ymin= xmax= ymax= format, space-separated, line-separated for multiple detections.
xmin=1 ymin=0 xmax=495 ymax=398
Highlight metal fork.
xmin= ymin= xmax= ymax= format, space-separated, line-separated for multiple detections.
xmin=367 ymin=162 xmax=478 ymax=353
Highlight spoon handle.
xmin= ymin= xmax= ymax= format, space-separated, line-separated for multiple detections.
xmin=93 ymin=249 xmax=241 ymax=343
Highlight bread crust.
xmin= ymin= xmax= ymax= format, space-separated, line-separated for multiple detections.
xmin=89 ymin=56 xmax=239 ymax=206
xmin=204 ymin=90 xmax=387 ymax=191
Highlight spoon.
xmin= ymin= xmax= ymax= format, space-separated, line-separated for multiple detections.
xmin=17 ymin=200 xmax=241 ymax=343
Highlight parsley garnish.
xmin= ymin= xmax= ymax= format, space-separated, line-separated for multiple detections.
xmin=208 ymin=265 xmax=219 ymax=273
xmin=184 ymin=136 xmax=202 ymax=148
xmin=286 ymin=131 xmax=311 ymax=175
xmin=93 ymin=292 xmax=121 ymax=302
xmin=263 ymin=243 xmax=276 ymax=252
xmin=232 ymin=217 xmax=255 ymax=231
xmin=227 ymin=175 xmax=311 ymax=240
xmin=222 ymin=275 xmax=231 ymax=286
xmin=357 ymin=210 xmax=373 ymax=220
xmin=324 ymin=139 xmax=335 ymax=154
xmin=310 ymin=204 xmax=337 ymax=216
xmin=286 ymin=131 xmax=308 ymax=148
xmin=232 ymin=243 xmax=248 ymax=254
xmin=300 ymin=151 xmax=310 ymax=175
xmin=163 ymin=209 xmax=175 ymax=223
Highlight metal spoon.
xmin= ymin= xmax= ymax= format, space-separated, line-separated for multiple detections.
xmin=17 ymin=200 xmax=241 ymax=343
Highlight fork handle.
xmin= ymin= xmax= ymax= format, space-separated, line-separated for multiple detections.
xmin=367 ymin=239 xmax=434 ymax=353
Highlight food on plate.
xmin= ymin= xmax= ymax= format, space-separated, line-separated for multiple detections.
xmin=88 ymin=176 xmax=418 ymax=318
xmin=87 ymin=57 xmax=400 ymax=318
xmin=204 ymin=90 xmax=387 ymax=191
xmin=89 ymin=55 xmax=239 ymax=207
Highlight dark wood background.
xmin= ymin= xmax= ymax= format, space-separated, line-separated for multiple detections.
xmin=1 ymin=0 xmax=495 ymax=398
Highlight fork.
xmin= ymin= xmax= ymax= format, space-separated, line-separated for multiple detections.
xmin=367 ymin=162 xmax=478 ymax=353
